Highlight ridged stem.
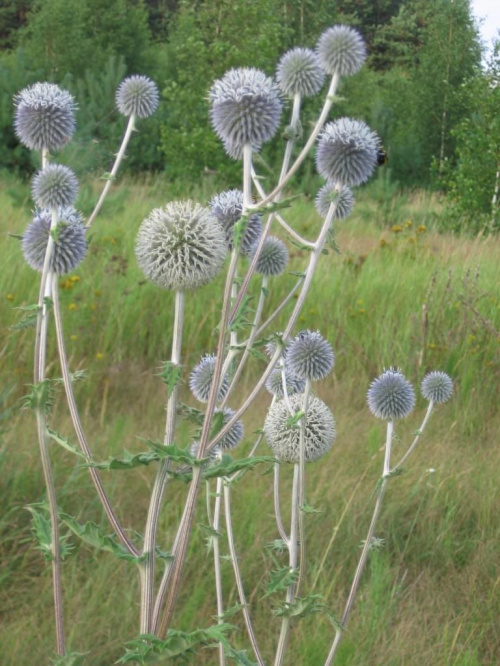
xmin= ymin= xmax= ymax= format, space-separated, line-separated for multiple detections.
xmin=391 ymin=402 xmax=434 ymax=472
xmin=296 ymin=379 xmax=311 ymax=596
xmin=212 ymin=474 xmax=226 ymax=666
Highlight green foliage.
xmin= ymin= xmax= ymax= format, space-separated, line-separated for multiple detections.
xmin=27 ymin=503 xmax=73 ymax=561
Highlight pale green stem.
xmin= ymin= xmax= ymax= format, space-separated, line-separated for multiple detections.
xmin=52 ymin=276 xmax=138 ymax=556
xmin=86 ymin=114 xmax=136 ymax=228
xmin=224 ymin=480 xmax=266 ymax=666
xmin=324 ymin=421 xmax=394 ymax=666
xmin=140 ymin=290 xmax=185 ymax=634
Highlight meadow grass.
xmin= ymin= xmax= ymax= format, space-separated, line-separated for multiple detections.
xmin=1 ymin=176 xmax=499 ymax=664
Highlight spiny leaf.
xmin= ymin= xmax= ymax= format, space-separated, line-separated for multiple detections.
xmin=50 ymin=652 xmax=89 ymax=666
xmin=299 ymin=502 xmax=323 ymax=514
xmin=273 ymin=594 xmax=328 ymax=619
xmin=262 ymin=566 xmax=298 ymax=598
xmin=27 ymin=503 xmax=73 ymax=561
xmin=47 ymin=428 xmax=86 ymax=459
xmin=11 ymin=297 xmax=52 ymax=330
xmin=198 ymin=523 xmax=223 ymax=539
xmin=226 ymin=647 xmax=257 ymax=665
xmin=60 ymin=513 xmax=141 ymax=563
xmin=216 ymin=603 xmax=246 ymax=620
xmin=327 ymin=227 xmax=342 ymax=255
xmin=248 ymin=347 xmax=268 ymax=363
xmin=254 ymin=193 xmax=300 ymax=215
xmin=155 ymin=361 xmax=182 ymax=396
xmin=288 ymin=237 xmax=314 ymax=252
xmin=202 ymin=455 xmax=275 ymax=480
xmin=265 ymin=539 xmax=287 ymax=554
xmin=177 ymin=402 xmax=205 ymax=426
xmin=86 ymin=450 xmax=159 ymax=471
xmin=21 ymin=379 xmax=57 ymax=414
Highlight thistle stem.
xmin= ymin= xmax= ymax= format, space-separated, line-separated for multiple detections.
xmin=391 ymin=402 xmax=434 ymax=472
xmin=254 ymin=278 xmax=304 ymax=339
xmin=140 ymin=289 xmax=185 ymax=634
xmin=86 ymin=113 xmax=136 ymax=228
xmin=274 ymin=462 xmax=289 ymax=544
xmin=224 ymin=480 xmax=266 ymax=666
xmin=212 ymin=475 xmax=226 ymax=666
xmin=324 ymin=421 xmax=394 ymax=666
xmin=296 ymin=379 xmax=312 ymax=596
xmin=52 ymin=277 xmax=138 ymax=556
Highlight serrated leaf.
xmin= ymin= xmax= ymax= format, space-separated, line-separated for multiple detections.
xmin=47 ymin=428 xmax=86 ymax=459
xmin=155 ymin=361 xmax=182 ymax=396
xmin=289 ymin=237 xmax=314 ymax=252
xmin=177 ymin=402 xmax=205 ymax=426
xmin=27 ymin=503 xmax=73 ymax=561
xmin=288 ymin=270 xmax=306 ymax=278
xmin=262 ymin=566 xmax=298 ymax=598
xmin=273 ymin=594 xmax=327 ymax=619
xmin=198 ymin=523 xmax=223 ymax=538
xmin=21 ymin=380 xmax=56 ymax=414
xmin=265 ymin=539 xmax=287 ymax=554
xmin=60 ymin=513 xmax=141 ymax=563
xmin=50 ymin=652 xmax=89 ymax=666
xmin=86 ymin=450 xmax=159 ymax=470
xmin=202 ymin=455 xmax=275 ymax=480
xmin=226 ymin=647 xmax=257 ymax=665
xmin=216 ymin=603 xmax=246 ymax=620
xmin=248 ymin=347 xmax=268 ymax=363
xmin=299 ymin=502 xmax=323 ymax=514
xmin=327 ymin=228 xmax=342 ymax=255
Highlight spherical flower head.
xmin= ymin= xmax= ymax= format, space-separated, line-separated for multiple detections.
xmin=14 ymin=82 xmax=76 ymax=152
xmin=264 ymin=394 xmax=335 ymax=464
xmin=190 ymin=441 xmax=220 ymax=468
xmin=32 ymin=164 xmax=79 ymax=209
xmin=316 ymin=25 xmax=366 ymax=77
xmin=22 ymin=207 xmax=86 ymax=275
xmin=210 ymin=189 xmax=262 ymax=255
xmin=212 ymin=408 xmax=244 ymax=451
xmin=265 ymin=369 xmax=305 ymax=399
xmin=135 ymin=201 xmax=227 ymax=291
xmin=286 ymin=330 xmax=335 ymax=382
xmin=116 ymin=75 xmax=159 ymax=118
xmin=210 ymin=68 xmax=282 ymax=149
xmin=251 ymin=236 xmax=288 ymax=277
xmin=315 ymin=183 xmax=354 ymax=220
xmin=276 ymin=48 xmax=325 ymax=98
xmin=316 ymin=118 xmax=378 ymax=186
xmin=421 ymin=371 xmax=453 ymax=404
xmin=189 ymin=354 xmax=229 ymax=403
xmin=367 ymin=369 xmax=416 ymax=420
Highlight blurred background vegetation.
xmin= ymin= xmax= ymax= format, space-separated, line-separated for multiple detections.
xmin=0 ymin=0 xmax=499 ymax=233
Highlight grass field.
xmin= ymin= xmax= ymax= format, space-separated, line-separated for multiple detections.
xmin=1 ymin=176 xmax=499 ymax=665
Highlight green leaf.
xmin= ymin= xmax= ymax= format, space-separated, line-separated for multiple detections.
xmin=177 ymin=402 xmax=205 ymax=426
xmin=21 ymin=380 xmax=56 ymax=414
xmin=198 ymin=523 xmax=223 ymax=538
xmin=299 ymin=502 xmax=323 ymax=514
xmin=60 ymin=513 xmax=141 ymax=563
xmin=50 ymin=652 xmax=89 ymax=666
xmin=288 ymin=237 xmax=314 ymax=252
xmin=285 ymin=411 xmax=304 ymax=427
xmin=248 ymin=346 xmax=268 ymax=363
xmin=155 ymin=361 xmax=182 ymax=396
xmin=47 ymin=428 xmax=86 ymax=459
xmin=273 ymin=594 xmax=328 ymax=619
xmin=265 ymin=539 xmax=287 ymax=554
xmin=327 ymin=228 xmax=342 ymax=255
xmin=262 ymin=565 xmax=298 ymax=598
xmin=216 ymin=603 xmax=246 ymax=620
xmin=100 ymin=172 xmax=115 ymax=181
xmin=86 ymin=450 xmax=160 ymax=471
xmin=226 ymin=647 xmax=257 ymax=665
xmin=27 ymin=503 xmax=73 ymax=561
xmin=202 ymin=455 xmax=275 ymax=480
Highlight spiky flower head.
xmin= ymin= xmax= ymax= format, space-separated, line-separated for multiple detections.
xmin=316 ymin=118 xmax=378 ymax=187
xmin=189 ymin=441 xmax=220 ymax=468
xmin=116 ymin=75 xmax=159 ymax=118
xmin=316 ymin=25 xmax=366 ymax=77
xmin=315 ymin=183 xmax=354 ymax=220
xmin=265 ymin=369 xmax=306 ymax=399
xmin=32 ymin=164 xmax=79 ymax=209
xmin=210 ymin=189 xmax=262 ymax=255
xmin=265 ymin=394 xmax=335 ymax=463
xmin=135 ymin=201 xmax=227 ymax=291
xmin=14 ymin=82 xmax=76 ymax=152
xmin=252 ymin=236 xmax=288 ymax=277
xmin=421 ymin=371 xmax=453 ymax=404
xmin=212 ymin=408 xmax=244 ymax=451
xmin=367 ymin=369 xmax=416 ymax=420
xmin=286 ymin=330 xmax=335 ymax=382
xmin=210 ymin=68 xmax=282 ymax=149
xmin=22 ymin=207 xmax=86 ymax=275
xmin=189 ymin=354 xmax=229 ymax=403
xmin=276 ymin=48 xmax=325 ymax=98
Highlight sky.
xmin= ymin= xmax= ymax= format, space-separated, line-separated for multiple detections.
xmin=471 ymin=0 xmax=500 ymax=54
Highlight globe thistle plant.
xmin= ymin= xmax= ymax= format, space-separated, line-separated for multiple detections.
xmin=265 ymin=369 xmax=306 ymax=399
xmin=252 ymin=236 xmax=289 ymax=277
xmin=265 ymin=394 xmax=335 ymax=464
xmin=286 ymin=330 xmax=335 ymax=382
xmin=212 ymin=408 xmax=244 ymax=451
xmin=316 ymin=118 xmax=379 ymax=187
xmin=210 ymin=68 xmax=282 ymax=149
xmin=315 ymin=183 xmax=355 ymax=220
xmin=210 ymin=190 xmax=262 ymax=255
xmin=14 ymin=82 xmax=76 ymax=152
xmin=32 ymin=164 xmax=79 ymax=209
xmin=421 ymin=371 xmax=453 ymax=404
xmin=135 ymin=201 xmax=227 ymax=291
xmin=116 ymin=75 xmax=159 ymax=118
xmin=22 ymin=208 xmax=87 ymax=275
xmin=316 ymin=25 xmax=366 ymax=77
xmin=189 ymin=441 xmax=220 ymax=468
xmin=367 ymin=369 xmax=416 ymax=421
xmin=189 ymin=355 xmax=229 ymax=403
xmin=276 ymin=48 xmax=325 ymax=98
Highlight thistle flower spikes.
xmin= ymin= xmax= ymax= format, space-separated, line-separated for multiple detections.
xmin=276 ymin=48 xmax=325 ymax=98
xmin=316 ymin=25 xmax=366 ymax=77
xmin=367 ymin=369 xmax=416 ymax=421
xmin=32 ymin=164 xmax=79 ymax=209
xmin=252 ymin=236 xmax=288 ymax=277
xmin=287 ymin=330 xmax=335 ymax=382
xmin=116 ymin=75 xmax=159 ymax=118
xmin=421 ymin=372 xmax=453 ymax=404
xmin=189 ymin=355 xmax=229 ymax=403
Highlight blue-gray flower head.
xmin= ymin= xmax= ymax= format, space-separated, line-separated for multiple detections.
xmin=286 ymin=330 xmax=335 ymax=381
xmin=252 ymin=236 xmax=288 ymax=277
xmin=210 ymin=68 xmax=282 ymax=148
xmin=135 ymin=201 xmax=227 ymax=291
xmin=276 ymin=48 xmax=325 ymax=98
xmin=315 ymin=183 xmax=354 ymax=220
xmin=189 ymin=441 xmax=220 ymax=468
xmin=316 ymin=118 xmax=378 ymax=186
xmin=421 ymin=371 xmax=453 ymax=404
xmin=367 ymin=369 xmax=416 ymax=420
xmin=14 ymin=82 xmax=76 ymax=152
xmin=213 ymin=408 xmax=244 ymax=451
xmin=265 ymin=369 xmax=306 ymax=399
xmin=264 ymin=394 xmax=335 ymax=463
xmin=22 ymin=207 xmax=86 ymax=275
xmin=189 ymin=354 xmax=229 ymax=403
xmin=210 ymin=189 xmax=262 ymax=255
xmin=116 ymin=75 xmax=159 ymax=118
xmin=316 ymin=25 xmax=366 ymax=77
xmin=32 ymin=164 xmax=79 ymax=209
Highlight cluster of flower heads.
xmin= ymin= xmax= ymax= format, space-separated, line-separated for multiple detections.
xmin=210 ymin=190 xmax=262 ymax=255
xmin=135 ymin=201 xmax=228 ymax=291
xmin=367 ymin=368 xmax=453 ymax=421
